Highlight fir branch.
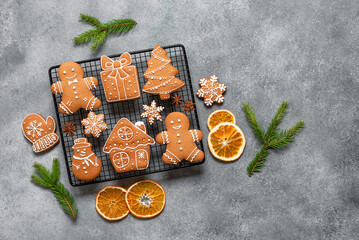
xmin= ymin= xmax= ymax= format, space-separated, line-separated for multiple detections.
xmin=90 ymin=30 xmax=108 ymax=51
xmin=247 ymin=145 xmax=269 ymax=176
xmin=243 ymin=101 xmax=304 ymax=176
xmin=264 ymin=101 xmax=288 ymax=143
xmin=242 ymin=103 xmax=266 ymax=144
xmin=73 ymin=14 xmax=137 ymax=51
xmin=268 ymin=120 xmax=305 ymax=149
xmin=79 ymin=13 xmax=102 ymax=27
xmin=31 ymin=158 xmax=78 ymax=219
xmin=73 ymin=28 xmax=101 ymax=44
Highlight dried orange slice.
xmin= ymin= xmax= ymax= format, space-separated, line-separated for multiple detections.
xmin=125 ymin=180 xmax=166 ymax=219
xmin=95 ymin=185 xmax=129 ymax=221
xmin=208 ymin=122 xmax=246 ymax=161
xmin=207 ymin=109 xmax=236 ymax=130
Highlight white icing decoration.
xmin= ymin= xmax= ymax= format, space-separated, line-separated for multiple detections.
xmin=196 ymin=75 xmax=226 ymax=106
xmin=117 ymin=126 xmax=133 ymax=140
xmin=67 ymin=78 xmax=78 ymax=85
xmin=26 ymin=120 xmax=44 ymax=137
xmin=140 ymin=100 xmax=164 ymax=125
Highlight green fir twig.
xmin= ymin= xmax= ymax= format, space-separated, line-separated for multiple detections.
xmin=73 ymin=14 xmax=137 ymax=51
xmin=243 ymin=102 xmax=304 ymax=176
xmin=31 ymin=158 xmax=78 ymax=219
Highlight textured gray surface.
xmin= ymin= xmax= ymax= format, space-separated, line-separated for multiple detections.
xmin=1 ymin=0 xmax=358 ymax=239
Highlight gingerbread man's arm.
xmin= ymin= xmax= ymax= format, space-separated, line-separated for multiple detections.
xmin=50 ymin=81 xmax=63 ymax=95
xmin=83 ymin=77 xmax=98 ymax=90
xmin=189 ymin=129 xmax=203 ymax=143
xmin=156 ymin=131 xmax=170 ymax=145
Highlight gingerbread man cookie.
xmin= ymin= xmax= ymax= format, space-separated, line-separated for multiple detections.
xmin=72 ymin=138 xmax=102 ymax=181
xmin=51 ymin=62 xmax=102 ymax=114
xmin=156 ymin=112 xmax=204 ymax=164
xmin=22 ymin=113 xmax=59 ymax=153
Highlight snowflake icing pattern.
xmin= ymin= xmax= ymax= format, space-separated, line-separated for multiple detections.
xmin=81 ymin=112 xmax=108 ymax=138
xmin=196 ymin=75 xmax=226 ymax=106
xmin=26 ymin=120 xmax=44 ymax=137
xmin=141 ymin=100 xmax=164 ymax=125
xmin=138 ymin=152 xmax=145 ymax=159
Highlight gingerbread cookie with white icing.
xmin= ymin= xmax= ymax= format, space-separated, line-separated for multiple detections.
xmin=72 ymin=138 xmax=102 ymax=181
xmin=81 ymin=112 xmax=108 ymax=138
xmin=156 ymin=112 xmax=204 ymax=164
xmin=22 ymin=113 xmax=59 ymax=153
xmin=103 ymin=119 xmax=155 ymax=173
xmin=100 ymin=53 xmax=141 ymax=102
xmin=51 ymin=62 xmax=102 ymax=114
xmin=142 ymin=45 xmax=185 ymax=100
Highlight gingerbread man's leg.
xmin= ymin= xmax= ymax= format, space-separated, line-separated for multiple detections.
xmin=58 ymin=102 xmax=74 ymax=114
xmin=186 ymin=147 xmax=204 ymax=162
xmin=162 ymin=150 xmax=181 ymax=164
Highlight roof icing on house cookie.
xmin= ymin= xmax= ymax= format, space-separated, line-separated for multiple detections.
xmin=103 ymin=118 xmax=155 ymax=153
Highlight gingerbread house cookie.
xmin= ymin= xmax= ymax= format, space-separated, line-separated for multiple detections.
xmin=103 ymin=119 xmax=155 ymax=173
xmin=100 ymin=53 xmax=141 ymax=102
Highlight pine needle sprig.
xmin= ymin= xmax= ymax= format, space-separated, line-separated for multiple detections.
xmin=73 ymin=14 xmax=137 ymax=51
xmin=242 ymin=103 xmax=266 ymax=144
xmin=268 ymin=120 xmax=305 ymax=149
xmin=243 ymin=101 xmax=304 ymax=176
xmin=79 ymin=13 xmax=102 ymax=27
xmin=264 ymin=101 xmax=288 ymax=143
xmin=31 ymin=158 xmax=78 ymax=219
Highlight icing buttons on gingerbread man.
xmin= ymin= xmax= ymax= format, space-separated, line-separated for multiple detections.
xmin=156 ymin=112 xmax=204 ymax=164
xmin=51 ymin=62 xmax=102 ymax=114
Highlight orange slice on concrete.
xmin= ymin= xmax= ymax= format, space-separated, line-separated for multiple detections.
xmin=207 ymin=109 xmax=236 ymax=130
xmin=125 ymin=180 xmax=166 ymax=219
xmin=208 ymin=122 xmax=246 ymax=161
xmin=95 ymin=185 xmax=129 ymax=221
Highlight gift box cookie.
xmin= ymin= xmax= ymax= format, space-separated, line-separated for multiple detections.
xmin=100 ymin=53 xmax=141 ymax=102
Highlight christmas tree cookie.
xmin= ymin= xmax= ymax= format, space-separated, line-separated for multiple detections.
xmin=142 ymin=45 xmax=185 ymax=100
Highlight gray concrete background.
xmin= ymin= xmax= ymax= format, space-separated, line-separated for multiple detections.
xmin=1 ymin=0 xmax=358 ymax=239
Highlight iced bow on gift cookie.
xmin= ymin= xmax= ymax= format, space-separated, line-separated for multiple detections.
xmin=22 ymin=113 xmax=59 ymax=153
xmin=100 ymin=53 xmax=141 ymax=102
xmin=156 ymin=112 xmax=204 ymax=164
xmin=196 ymin=75 xmax=226 ymax=106
xmin=51 ymin=62 xmax=101 ymax=114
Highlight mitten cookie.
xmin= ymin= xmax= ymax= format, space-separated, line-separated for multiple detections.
xmin=196 ymin=75 xmax=226 ymax=106
xmin=156 ymin=112 xmax=204 ymax=164
xmin=142 ymin=45 xmax=185 ymax=100
xmin=103 ymin=119 xmax=155 ymax=173
xmin=72 ymin=138 xmax=102 ymax=181
xmin=100 ymin=52 xmax=141 ymax=102
xmin=22 ymin=113 xmax=59 ymax=153
xmin=81 ymin=112 xmax=108 ymax=138
xmin=51 ymin=62 xmax=102 ymax=114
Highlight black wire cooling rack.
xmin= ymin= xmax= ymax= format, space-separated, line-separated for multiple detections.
xmin=49 ymin=44 xmax=205 ymax=187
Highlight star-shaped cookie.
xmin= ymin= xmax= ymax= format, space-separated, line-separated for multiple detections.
xmin=196 ymin=75 xmax=226 ymax=106
xmin=141 ymin=100 xmax=164 ymax=125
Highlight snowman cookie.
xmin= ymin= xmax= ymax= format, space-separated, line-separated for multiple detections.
xmin=51 ymin=62 xmax=102 ymax=114
xmin=71 ymin=138 xmax=102 ymax=181
xmin=155 ymin=112 xmax=204 ymax=164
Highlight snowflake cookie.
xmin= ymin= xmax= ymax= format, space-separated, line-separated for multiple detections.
xmin=141 ymin=100 xmax=165 ymax=125
xmin=81 ymin=112 xmax=108 ymax=138
xmin=196 ymin=75 xmax=226 ymax=106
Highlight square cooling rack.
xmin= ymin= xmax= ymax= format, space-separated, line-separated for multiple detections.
xmin=49 ymin=44 xmax=205 ymax=187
